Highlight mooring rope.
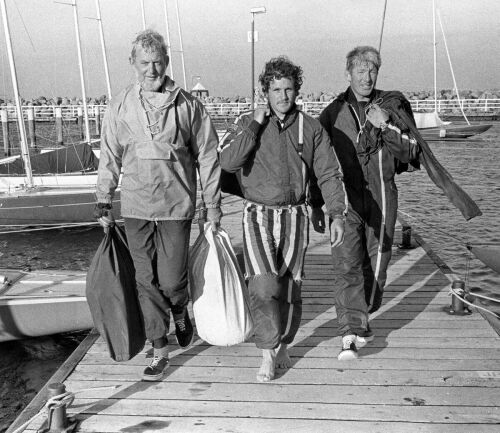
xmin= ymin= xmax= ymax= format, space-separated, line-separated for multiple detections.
xmin=11 ymin=385 xmax=119 ymax=433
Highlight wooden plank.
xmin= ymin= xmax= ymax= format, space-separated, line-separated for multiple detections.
xmin=22 ymin=415 xmax=500 ymax=433
xmin=68 ymin=365 xmax=500 ymax=387
xmin=60 ymin=399 xmax=500 ymax=424
xmin=86 ymin=342 xmax=500 ymax=360
xmin=63 ymin=379 xmax=500 ymax=406
xmin=78 ymin=353 xmax=500 ymax=372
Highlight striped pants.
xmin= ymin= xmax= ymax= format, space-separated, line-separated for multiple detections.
xmin=242 ymin=202 xmax=309 ymax=349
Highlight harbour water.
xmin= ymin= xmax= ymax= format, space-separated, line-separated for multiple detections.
xmin=396 ymin=121 xmax=500 ymax=296
xmin=0 ymin=121 xmax=499 ymax=431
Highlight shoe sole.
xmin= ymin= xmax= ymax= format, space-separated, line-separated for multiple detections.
xmin=338 ymin=350 xmax=358 ymax=361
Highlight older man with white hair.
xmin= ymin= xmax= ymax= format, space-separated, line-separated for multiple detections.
xmin=95 ymin=29 xmax=221 ymax=380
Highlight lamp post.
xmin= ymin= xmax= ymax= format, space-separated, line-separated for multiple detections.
xmin=250 ymin=6 xmax=266 ymax=109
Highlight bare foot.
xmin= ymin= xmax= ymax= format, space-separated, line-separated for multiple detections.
xmin=256 ymin=349 xmax=276 ymax=382
xmin=275 ymin=343 xmax=292 ymax=369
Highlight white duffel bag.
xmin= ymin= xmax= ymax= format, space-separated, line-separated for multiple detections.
xmin=188 ymin=223 xmax=253 ymax=346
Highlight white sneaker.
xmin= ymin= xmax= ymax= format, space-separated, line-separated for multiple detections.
xmin=338 ymin=334 xmax=358 ymax=361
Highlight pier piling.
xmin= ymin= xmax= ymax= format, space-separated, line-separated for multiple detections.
xmin=1 ymin=108 xmax=10 ymax=156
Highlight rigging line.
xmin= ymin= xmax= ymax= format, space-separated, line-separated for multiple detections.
xmin=450 ymin=288 xmax=500 ymax=319
xmin=12 ymin=0 xmax=35 ymax=51
xmin=397 ymin=209 xmax=471 ymax=246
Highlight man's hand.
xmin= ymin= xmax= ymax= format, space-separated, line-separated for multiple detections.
xmin=206 ymin=207 xmax=222 ymax=232
xmin=311 ymin=207 xmax=326 ymax=233
xmin=253 ymin=106 xmax=271 ymax=124
xmin=366 ymin=104 xmax=390 ymax=129
xmin=93 ymin=203 xmax=114 ymax=233
xmin=329 ymin=216 xmax=345 ymax=248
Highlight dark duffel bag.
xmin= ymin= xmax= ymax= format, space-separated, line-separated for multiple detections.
xmin=86 ymin=224 xmax=145 ymax=361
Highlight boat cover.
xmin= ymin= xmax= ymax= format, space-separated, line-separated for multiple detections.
xmin=467 ymin=244 xmax=500 ymax=274
xmin=414 ymin=111 xmax=450 ymax=129
xmin=0 ymin=142 xmax=99 ymax=175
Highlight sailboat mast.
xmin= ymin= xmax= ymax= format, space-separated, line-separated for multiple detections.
xmin=71 ymin=0 xmax=91 ymax=144
xmin=95 ymin=0 xmax=112 ymax=98
xmin=378 ymin=0 xmax=387 ymax=52
xmin=163 ymin=0 xmax=174 ymax=78
xmin=432 ymin=0 xmax=437 ymax=113
xmin=436 ymin=9 xmax=470 ymax=125
xmin=140 ymin=0 xmax=146 ymax=30
xmin=0 ymin=0 xmax=33 ymax=187
xmin=174 ymin=0 xmax=187 ymax=89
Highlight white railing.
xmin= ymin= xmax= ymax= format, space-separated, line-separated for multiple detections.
xmin=1 ymin=98 xmax=499 ymax=121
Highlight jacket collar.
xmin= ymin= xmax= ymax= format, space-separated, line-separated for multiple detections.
xmin=134 ymin=75 xmax=181 ymax=106
xmin=270 ymin=104 xmax=299 ymax=129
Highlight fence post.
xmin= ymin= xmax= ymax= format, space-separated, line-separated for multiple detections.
xmin=55 ymin=106 xmax=63 ymax=146
xmin=77 ymin=106 xmax=84 ymax=140
xmin=94 ymin=106 xmax=101 ymax=137
xmin=27 ymin=106 xmax=36 ymax=150
xmin=1 ymin=109 xmax=10 ymax=156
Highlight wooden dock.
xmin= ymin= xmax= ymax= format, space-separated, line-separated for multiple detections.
xmin=10 ymin=196 xmax=500 ymax=433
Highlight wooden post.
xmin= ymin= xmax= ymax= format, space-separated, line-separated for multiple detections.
xmin=55 ymin=106 xmax=63 ymax=146
xmin=27 ymin=106 xmax=36 ymax=149
xmin=77 ymin=106 xmax=84 ymax=140
xmin=94 ymin=105 xmax=101 ymax=137
xmin=1 ymin=109 xmax=10 ymax=156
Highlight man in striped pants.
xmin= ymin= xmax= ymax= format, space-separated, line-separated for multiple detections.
xmin=219 ymin=57 xmax=347 ymax=381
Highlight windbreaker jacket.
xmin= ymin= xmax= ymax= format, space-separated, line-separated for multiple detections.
xmin=96 ymin=77 xmax=221 ymax=221
xmin=310 ymin=88 xmax=420 ymax=215
xmin=219 ymin=107 xmax=347 ymax=219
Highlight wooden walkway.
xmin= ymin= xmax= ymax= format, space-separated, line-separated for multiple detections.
xmin=11 ymin=196 xmax=500 ymax=433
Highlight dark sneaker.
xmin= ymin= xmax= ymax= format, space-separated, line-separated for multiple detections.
xmin=357 ymin=324 xmax=374 ymax=345
xmin=174 ymin=311 xmax=194 ymax=348
xmin=338 ymin=334 xmax=358 ymax=361
xmin=142 ymin=356 xmax=169 ymax=381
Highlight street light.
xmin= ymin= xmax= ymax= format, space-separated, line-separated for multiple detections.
xmin=250 ymin=6 xmax=266 ymax=109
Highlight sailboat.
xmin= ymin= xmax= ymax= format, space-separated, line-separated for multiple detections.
xmin=0 ymin=0 xmax=120 ymax=227
xmin=414 ymin=0 xmax=492 ymax=141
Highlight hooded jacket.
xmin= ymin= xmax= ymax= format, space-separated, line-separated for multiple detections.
xmin=96 ymin=77 xmax=221 ymax=220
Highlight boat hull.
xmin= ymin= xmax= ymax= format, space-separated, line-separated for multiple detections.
xmin=0 ymin=270 xmax=93 ymax=342
xmin=0 ymin=188 xmax=121 ymax=226
xmin=419 ymin=123 xmax=492 ymax=140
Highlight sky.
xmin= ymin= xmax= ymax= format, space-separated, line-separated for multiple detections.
xmin=0 ymin=0 xmax=499 ymax=100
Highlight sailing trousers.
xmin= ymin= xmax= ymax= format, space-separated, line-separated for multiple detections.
xmin=331 ymin=195 xmax=397 ymax=336
xmin=242 ymin=203 xmax=309 ymax=350
xmin=124 ymin=218 xmax=191 ymax=342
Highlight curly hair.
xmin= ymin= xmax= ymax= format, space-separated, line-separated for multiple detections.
xmin=259 ymin=56 xmax=303 ymax=93
xmin=130 ymin=29 xmax=169 ymax=63
xmin=346 ymin=46 xmax=381 ymax=72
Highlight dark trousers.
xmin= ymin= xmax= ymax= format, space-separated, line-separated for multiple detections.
xmin=124 ymin=218 xmax=191 ymax=342
xmin=331 ymin=197 xmax=397 ymax=336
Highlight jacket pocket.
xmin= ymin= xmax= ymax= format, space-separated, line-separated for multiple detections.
xmin=136 ymin=139 xmax=173 ymax=160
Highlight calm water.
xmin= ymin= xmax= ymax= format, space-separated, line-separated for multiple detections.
xmin=397 ymin=121 xmax=500 ymax=292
